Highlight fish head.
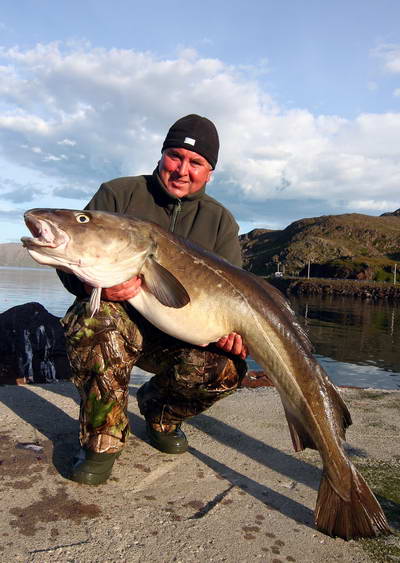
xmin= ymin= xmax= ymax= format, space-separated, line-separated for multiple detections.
xmin=21 ymin=208 xmax=153 ymax=287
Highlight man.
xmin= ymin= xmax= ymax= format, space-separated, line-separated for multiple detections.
xmin=58 ymin=114 xmax=248 ymax=485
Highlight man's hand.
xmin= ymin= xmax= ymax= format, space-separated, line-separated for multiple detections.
xmin=216 ymin=332 xmax=248 ymax=359
xmin=84 ymin=276 xmax=142 ymax=301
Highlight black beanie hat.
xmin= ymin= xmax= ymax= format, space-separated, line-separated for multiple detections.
xmin=161 ymin=114 xmax=219 ymax=169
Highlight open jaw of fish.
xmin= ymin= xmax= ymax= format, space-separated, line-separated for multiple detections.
xmin=22 ymin=214 xmax=69 ymax=252
xmin=22 ymin=208 xmax=391 ymax=540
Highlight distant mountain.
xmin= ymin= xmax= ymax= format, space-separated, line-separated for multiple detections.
xmin=0 ymin=243 xmax=44 ymax=268
xmin=240 ymin=211 xmax=400 ymax=280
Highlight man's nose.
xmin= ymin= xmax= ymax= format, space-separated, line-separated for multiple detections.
xmin=177 ymin=159 xmax=189 ymax=175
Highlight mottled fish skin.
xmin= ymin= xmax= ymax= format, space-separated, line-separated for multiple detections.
xmin=22 ymin=208 xmax=390 ymax=540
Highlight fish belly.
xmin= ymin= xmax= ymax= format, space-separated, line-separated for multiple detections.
xmin=129 ymin=291 xmax=229 ymax=346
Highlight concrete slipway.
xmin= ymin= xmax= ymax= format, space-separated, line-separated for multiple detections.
xmin=0 ymin=372 xmax=399 ymax=563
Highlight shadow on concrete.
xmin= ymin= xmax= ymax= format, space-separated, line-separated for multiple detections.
xmin=127 ymin=384 xmax=319 ymax=529
xmin=128 ymin=383 xmax=320 ymax=491
xmin=125 ymin=403 xmax=316 ymax=530
xmin=0 ymin=384 xmax=80 ymax=478
xmin=189 ymin=446 xmax=315 ymax=531
xmin=2 ymin=383 xmax=321 ymax=494
xmin=187 ymin=413 xmax=320 ymax=491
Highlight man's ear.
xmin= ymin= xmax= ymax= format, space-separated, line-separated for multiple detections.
xmin=207 ymin=170 xmax=213 ymax=183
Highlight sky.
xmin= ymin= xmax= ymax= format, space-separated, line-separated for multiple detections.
xmin=1 ymin=0 xmax=400 ymax=242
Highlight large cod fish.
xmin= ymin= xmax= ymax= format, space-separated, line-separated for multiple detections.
xmin=22 ymin=208 xmax=390 ymax=540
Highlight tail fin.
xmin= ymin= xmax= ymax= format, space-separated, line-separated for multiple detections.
xmin=315 ymin=464 xmax=391 ymax=540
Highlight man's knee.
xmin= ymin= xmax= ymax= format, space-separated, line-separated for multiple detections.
xmin=138 ymin=346 xmax=247 ymax=406
xmin=172 ymin=346 xmax=247 ymax=392
xmin=137 ymin=347 xmax=247 ymax=425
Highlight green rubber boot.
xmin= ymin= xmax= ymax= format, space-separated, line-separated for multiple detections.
xmin=71 ymin=448 xmax=121 ymax=485
xmin=146 ymin=422 xmax=188 ymax=454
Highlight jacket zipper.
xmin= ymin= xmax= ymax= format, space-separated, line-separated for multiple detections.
xmin=169 ymin=199 xmax=182 ymax=232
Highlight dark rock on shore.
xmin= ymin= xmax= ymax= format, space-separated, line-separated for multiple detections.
xmin=0 ymin=302 xmax=72 ymax=384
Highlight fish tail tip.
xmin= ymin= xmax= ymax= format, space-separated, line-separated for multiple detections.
xmin=315 ymin=466 xmax=391 ymax=540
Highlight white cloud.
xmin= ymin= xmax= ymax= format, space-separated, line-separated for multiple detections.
xmin=374 ymin=43 xmax=400 ymax=74
xmin=372 ymin=43 xmax=400 ymax=99
xmin=376 ymin=44 xmax=400 ymax=74
xmin=0 ymin=41 xmax=399 ymax=235
xmin=57 ymin=138 xmax=76 ymax=146
xmin=345 ymin=200 xmax=400 ymax=212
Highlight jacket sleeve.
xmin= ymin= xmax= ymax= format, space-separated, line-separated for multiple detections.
xmin=56 ymin=183 xmax=119 ymax=297
xmin=214 ymin=213 xmax=243 ymax=268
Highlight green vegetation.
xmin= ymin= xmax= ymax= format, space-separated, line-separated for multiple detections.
xmin=375 ymin=269 xmax=393 ymax=283
xmin=356 ymin=461 xmax=400 ymax=562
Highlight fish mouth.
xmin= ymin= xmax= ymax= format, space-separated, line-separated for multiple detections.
xmin=21 ymin=213 xmax=69 ymax=249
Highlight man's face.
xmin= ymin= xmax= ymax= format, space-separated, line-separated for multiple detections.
xmin=159 ymin=147 xmax=213 ymax=198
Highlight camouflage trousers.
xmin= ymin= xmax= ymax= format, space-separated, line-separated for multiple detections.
xmin=61 ymin=299 xmax=247 ymax=454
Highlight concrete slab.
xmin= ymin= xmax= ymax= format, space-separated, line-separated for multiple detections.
xmin=0 ymin=379 xmax=399 ymax=562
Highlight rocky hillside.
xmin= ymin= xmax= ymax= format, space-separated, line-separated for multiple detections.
xmin=0 ymin=243 xmax=42 ymax=268
xmin=240 ymin=210 xmax=400 ymax=279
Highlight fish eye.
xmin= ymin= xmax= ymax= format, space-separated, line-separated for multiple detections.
xmin=76 ymin=213 xmax=90 ymax=224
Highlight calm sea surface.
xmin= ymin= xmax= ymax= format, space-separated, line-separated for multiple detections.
xmin=0 ymin=267 xmax=74 ymax=316
xmin=1 ymin=267 xmax=399 ymax=389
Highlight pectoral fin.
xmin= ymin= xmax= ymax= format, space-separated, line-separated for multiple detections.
xmin=142 ymin=257 xmax=190 ymax=308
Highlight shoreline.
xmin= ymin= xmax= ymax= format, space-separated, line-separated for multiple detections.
xmin=269 ymin=276 xmax=400 ymax=300
xmin=242 ymin=370 xmax=400 ymax=391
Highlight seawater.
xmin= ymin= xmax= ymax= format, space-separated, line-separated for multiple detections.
xmin=0 ymin=266 xmax=74 ymax=316
xmin=290 ymin=294 xmax=400 ymax=390
xmin=1 ymin=267 xmax=399 ymax=389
